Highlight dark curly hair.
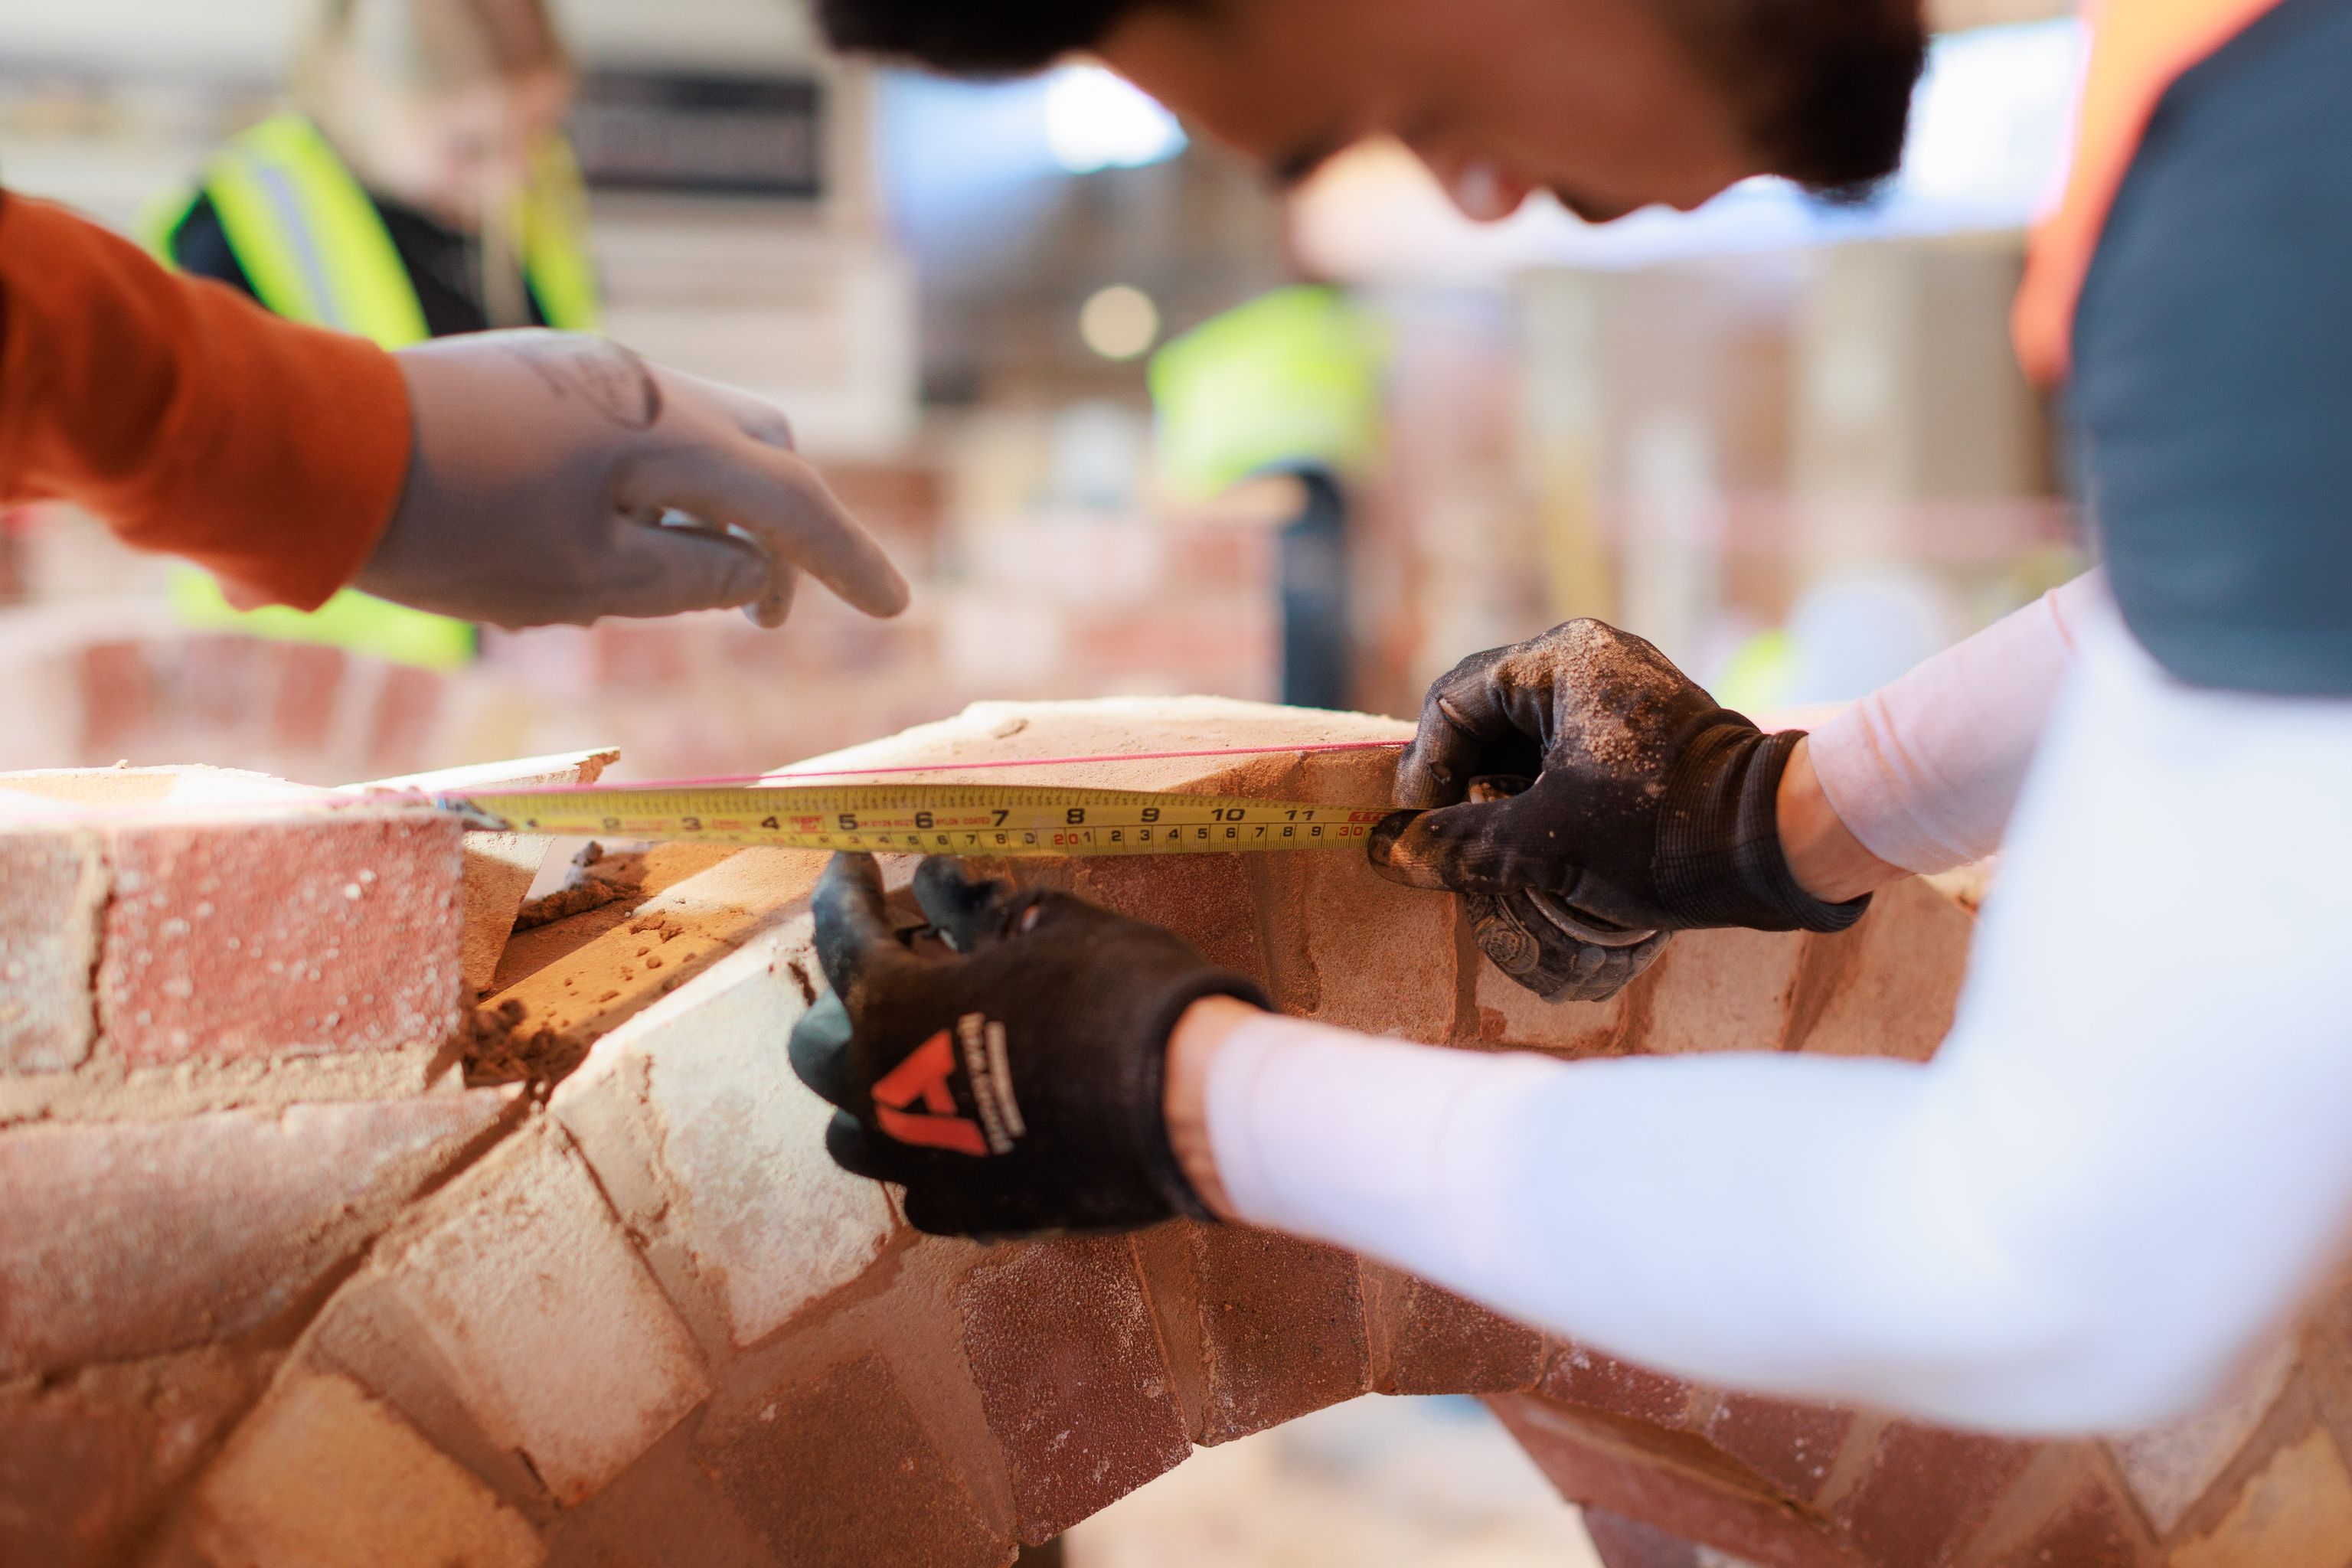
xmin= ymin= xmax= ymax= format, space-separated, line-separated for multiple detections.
xmin=816 ymin=0 xmax=1165 ymax=75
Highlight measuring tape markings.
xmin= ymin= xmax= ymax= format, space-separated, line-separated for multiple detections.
xmin=443 ymin=783 xmax=1390 ymax=858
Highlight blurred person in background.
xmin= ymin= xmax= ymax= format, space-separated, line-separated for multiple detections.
xmin=145 ymin=0 xmax=603 ymax=665
xmin=157 ymin=0 xmax=596 ymax=346
xmin=792 ymin=0 xmax=2352 ymax=1446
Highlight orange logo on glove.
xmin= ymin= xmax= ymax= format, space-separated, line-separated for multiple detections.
xmin=873 ymin=1029 xmax=988 ymax=1157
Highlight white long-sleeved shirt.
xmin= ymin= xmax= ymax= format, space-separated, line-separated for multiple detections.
xmin=1207 ymin=580 xmax=2352 ymax=1432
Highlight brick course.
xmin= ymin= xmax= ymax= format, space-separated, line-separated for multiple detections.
xmin=11 ymin=703 xmax=2349 ymax=1568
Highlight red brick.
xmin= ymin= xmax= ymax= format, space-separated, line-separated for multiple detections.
xmin=182 ymin=635 xmax=276 ymax=736
xmin=1134 ymin=1220 xmax=1370 ymax=1444
xmin=1542 ymin=1342 xmax=1693 ymax=1428
xmin=1582 ymin=1508 xmax=1704 ymax=1568
xmin=956 ymin=1237 xmax=1191 ymax=1543
xmin=77 ymin=639 xmax=155 ymax=756
xmin=367 ymin=663 xmax=445 ymax=773
xmin=1370 ymin=1268 xmax=1549 ymax=1396
xmin=542 ymin=1423 xmax=782 ymax=1568
xmin=269 ymin=642 xmax=346 ymax=753
xmin=1487 ymin=1393 xmax=1864 ymax=1568
xmin=695 ymin=1354 xmax=1003 ymax=1568
xmin=1788 ymin=878 xmax=1973 ymax=1062
xmin=0 ymin=827 xmax=103 ymax=1073
xmin=0 ymin=1351 xmax=260 ymax=1568
xmin=100 ymin=808 xmax=465 ymax=1065
xmin=0 ymin=1093 xmax=509 ymax=1376
xmin=1984 ymin=1478 xmax=2146 ymax=1568
xmin=1702 ymin=1394 xmax=1856 ymax=1504
xmin=1831 ymin=1421 xmax=2036 ymax=1567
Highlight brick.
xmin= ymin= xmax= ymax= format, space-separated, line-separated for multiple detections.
xmin=490 ymin=846 xmax=825 ymax=1073
xmin=694 ymin=1353 xmax=1002 ymax=1568
xmin=269 ymin=642 xmax=346 ymax=753
xmin=541 ymin=1423 xmax=780 ymax=1568
xmin=1582 ymin=1508 xmax=1705 ymax=1568
xmin=189 ymin=1366 xmax=544 ymax=1568
xmin=956 ymin=1236 xmax=1191 ymax=1543
xmin=1487 ymin=1393 xmax=1863 ymax=1568
xmin=381 ymin=1125 xmax=709 ymax=1504
xmin=77 ymin=639 xmax=155 ymax=755
xmin=1543 ymin=1343 xmax=1694 ymax=1429
xmin=2108 ymin=1338 xmax=2295 ymax=1534
xmin=554 ymin=925 xmax=899 ymax=1350
xmin=1984 ymin=1478 xmax=2145 ymax=1568
xmin=355 ymin=750 xmax=619 ymax=998
xmin=100 ymin=808 xmax=466 ymax=1066
xmin=1472 ymin=947 xmax=1631 ymax=1056
xmin=1133 ymin=1220 xmax=1370 ymax=1445
xmin=2170 ymin=1426 xmax=2352 ymax=1568
xmin=1638 ymin=926 xmax=1810 ymax=1054
xmin=1701 ymin=1394 xmax=1855 ymax=1505
xmin=0 ymin=1350 xmax=259 ymax=1568
xmin=367 ymin=662 xmax=446 ymax=772
xmin=1789 ymin=877 xmax=1973 ymax=1061
xmin=1367 ymin=1266 xmax=1549 ymax=1396
xmin=1831 ymin=1421 xmax=2036 ymax=1567
xmin=0 ymin=1092 xmax=511 ymax=1376
xmin=0 ymin=826 xmax=103 ymax=1072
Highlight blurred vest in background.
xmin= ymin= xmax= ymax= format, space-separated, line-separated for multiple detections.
xmin=147 ymin=113 xmax=603 ymax=669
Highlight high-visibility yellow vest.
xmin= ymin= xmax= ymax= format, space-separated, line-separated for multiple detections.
xmin=1149 ymin=286 xmax=1386 ymax=504
xmin=146 ymin=114 xmax=604 ymax=670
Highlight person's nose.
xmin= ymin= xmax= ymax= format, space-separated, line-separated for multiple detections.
xmin=1413 ymin=146 xmax=1536 ymax=224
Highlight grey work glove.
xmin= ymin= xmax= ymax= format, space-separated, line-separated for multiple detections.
xmin=358 ymin=330 xmax=910 ymax=630
xmin=1370 ymin=619 xmax=1869 ymax=998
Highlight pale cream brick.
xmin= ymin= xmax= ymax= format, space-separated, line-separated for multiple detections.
xmin=191 ymin=1367 xmax=543 ymax=1568
xmin=556 ymin=925 xmax=897 ymax=1351
xmin=381 ymin=1125 xmax=708 ymax=1504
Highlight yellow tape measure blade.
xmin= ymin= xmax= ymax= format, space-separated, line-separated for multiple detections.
xmin=447 ymin=783 xmax=1386 ymax=858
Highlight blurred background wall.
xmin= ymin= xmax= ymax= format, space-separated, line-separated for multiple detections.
xmin=0 ymin=0 xmax=2082 ymax=789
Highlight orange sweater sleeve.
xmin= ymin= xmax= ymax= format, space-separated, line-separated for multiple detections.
xmin=0 ymin=191 xmax=413 ymax=609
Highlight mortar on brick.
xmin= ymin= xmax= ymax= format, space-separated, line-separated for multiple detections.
xmin=0 ymin=825 xmax=105 ymax=1073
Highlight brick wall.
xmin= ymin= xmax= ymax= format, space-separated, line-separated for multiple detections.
xmin=5 ymin=700 xmax=2344 ymax=1567
xmin=0 ymin=517 xmax=1276 ymax=787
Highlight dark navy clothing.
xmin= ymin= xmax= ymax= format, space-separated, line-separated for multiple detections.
xmin=2070 ymin=0 xmax=2352 ymax=694
xmin=168 ymin=190 xmax=550 ymax=340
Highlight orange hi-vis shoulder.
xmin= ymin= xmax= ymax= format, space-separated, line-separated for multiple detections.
xmin=2013 ymin=0 xmax=2289 ymax=384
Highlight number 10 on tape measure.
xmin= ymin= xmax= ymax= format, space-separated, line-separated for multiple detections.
xmin=440 ymin=784 xmax=1390 ymax=859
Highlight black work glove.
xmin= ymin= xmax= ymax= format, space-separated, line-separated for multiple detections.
xmin=789 ymin=853 xmax=1269 ymax=1240
xmin=1369 ymin=619 xmax=1869 ymax=948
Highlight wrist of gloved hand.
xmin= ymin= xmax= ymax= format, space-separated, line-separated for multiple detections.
xmin=1657 ymin=725 xmax=1870 ymax=933
xmin=788 ymin=854 xmax=1270 ymax=1240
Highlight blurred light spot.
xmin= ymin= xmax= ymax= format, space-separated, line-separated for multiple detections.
xmin=1080 ymin=285 xmax=1162 ymax=360
xmin=1045 ymin=66 xmax=1187 ymax=173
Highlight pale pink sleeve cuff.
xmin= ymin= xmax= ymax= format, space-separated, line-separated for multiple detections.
xmin=1808 ymin=573 xmax=2107 ymax=874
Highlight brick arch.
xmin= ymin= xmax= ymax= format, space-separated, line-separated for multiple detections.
xmin=3 ymin=700 xmax=2343 ymax=1567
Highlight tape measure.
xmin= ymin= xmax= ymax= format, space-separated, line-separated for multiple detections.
xmin=439 ymin=782 xmax=1388 ymax=859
